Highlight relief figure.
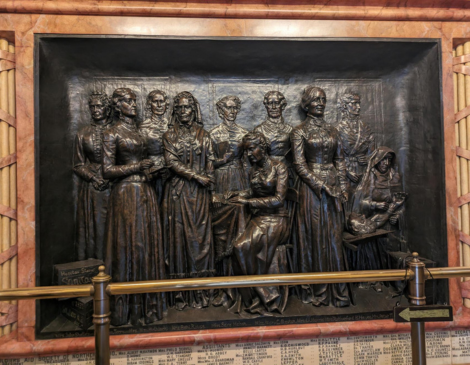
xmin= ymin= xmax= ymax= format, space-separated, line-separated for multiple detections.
xmin=162 ymin=91 xmax=216 ymax=310
xmin=349 ymin=147 xmax=407 ymax=276
xmin=291 ymin=86 xmax=350 ymax=307
xmin=228 ymin=132 xmax=290 ymax=314
xmin=103 ymin=88 xmax=165 ymax=326
xmin=73 ymin=91 xmax=113 ymax=261
xmin=253 ymin=91 xmax=297 ymax=270
xmin=139 ymin=90 xmax=170 ymax=205
xmin=209 ymin=95 xmax=250 ymax=308
xmin=336 ymin=92 xmax=376 ymax=215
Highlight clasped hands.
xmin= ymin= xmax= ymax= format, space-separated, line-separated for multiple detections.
xmin=92 ymin=176 xmax=109 ymax=191
xmin=323 ymin=184 xmax=348 ymax=203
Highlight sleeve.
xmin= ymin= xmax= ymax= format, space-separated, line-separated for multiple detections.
xmin=102 ymin=131 xmax=141 ymax=179
xmin=368 ymin=130 xmax=376 ymax=155
xmin=205 ymin=134 xmax=215 ymax=190
xmin=248 ymin=163 xmax=288 ymax=209
xmin=333 ymin=129 xmax=348 ymax=193
xmin=291 ymin=127 xmax=323 ymax=197
xmin=360 ymin=173 xmax=377 ymax=214
xmin=210 ymin=134 xmax=226 ymax=169
xmin=163 ymin=131 xmax=198 ymax=181
xmin=73 ymin=133 xmax=95 ymax=182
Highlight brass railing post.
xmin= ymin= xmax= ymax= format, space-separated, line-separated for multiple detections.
xmin=92 ymin=266 xmax=111 ymax=365
xmin=408 ymin=252 xmax=427 ymax=365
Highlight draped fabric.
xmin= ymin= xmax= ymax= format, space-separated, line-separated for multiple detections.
xmin=73 ymin=120 xmax=113 ymax=261
xmin=336 ymin=117 xmax=375 ymax=215
xmin=291 ymin=116 xmax=350 ymax=307
xmin=232 ymin=159 xmax=290 ymax=314
xmin=139 ymin=116 xmax=169 ymax=205
xmin=210 ymin=122 xmax=250 ymax=306
xmin=349 ymin=147 xmax=406 ymax=274
xmin=162 ymin=121 xmax=216 ymax=310
xmin=103 ymin=119 xmax=165 ymax=326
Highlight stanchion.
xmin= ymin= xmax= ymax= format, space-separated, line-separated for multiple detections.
xmin=92 ymin=266 xmax=111 ymax=365
xmin=408 ymin=252 xmax=427 ymax=365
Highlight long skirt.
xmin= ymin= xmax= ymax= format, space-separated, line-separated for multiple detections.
xmin=105 ymin=180 xmax=165 ymax=326
xmin=294 ymin=180 xmax=350 ymax=307
xmin=232 ymin=214 xmax=290 ymax=314
xmin=162 ymin=179 xmax=215 ymax=310
xmin=212 ymin=165 xmax=249 ymax=307
xmin=76 ymin=181 xmax=110 ymax=261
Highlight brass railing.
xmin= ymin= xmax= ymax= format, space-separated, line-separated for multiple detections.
xmin=0 ymin=252 xmax=470 ymax=365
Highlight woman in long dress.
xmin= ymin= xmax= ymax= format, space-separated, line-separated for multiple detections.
xmin=103 ymin=88 xmax=165 ymax=326
xmin=229 ymin=132 xmax=290 ymax=315
xmin=210 ymin=95 xmax=249 ymax=307
xmin=162 ymin=91 xmax=216 ymax=310
xmin=139 ymin=90 xmax=170 ymax=205
xmin=73 ymin=91 xmax=113 ymax=261
xmin=291 ymin=86 xmax=350 ymax=307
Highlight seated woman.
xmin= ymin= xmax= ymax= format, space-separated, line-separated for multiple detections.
xmin=228 ymin=132 xmax=290 ymax=315
xmin=348 ymin=146 xmax=406 ymax=291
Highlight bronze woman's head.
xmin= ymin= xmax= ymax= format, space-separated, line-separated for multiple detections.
xmin=112 ymin=88 xmax=137 ymax=120
xmin=263 ymin=91 xmax=287 ymax=119
xmin=216 ymin=95 xmax=241 ymax=122
xmin=301 ymin=86 xmax=326 ymax=117
xmin=338 ymin=92 xmax=361 ymax=118
xmin=88 ymin=91 xmax=110 ymax=122
xmin=243 ymin=132 xmax=268 ymax=165
xmin=171 ymin=91 xmax=203 ymax=127
xmin=145 ymin=90 xmax=169 ymax=118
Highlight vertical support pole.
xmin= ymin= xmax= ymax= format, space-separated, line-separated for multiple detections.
xmin=92 ymin=266 xmax=111 ymax=365
xmin=408 ymin=252 xmax=427 ymax=365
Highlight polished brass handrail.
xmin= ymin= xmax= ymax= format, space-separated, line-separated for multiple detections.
xmin=0 ymin=260 xmax=469 ymax=365
xmin=0 ymin=266 xmax=469 ymax=301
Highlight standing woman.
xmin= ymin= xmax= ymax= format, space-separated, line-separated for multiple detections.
xmin=162 ymin=91 xmax=215 ymax=311
xmin=291 ymin=86 xmax=350 ymax=307
xmin=103 ymin=88 xmax=165 ymax=326
xmin=139 ymin=90 xmax=170 ymax=205
xmin=73 ymin=91 xmax=113 ymax=261
xmin=209 ymin=95 xmax=249 ymax=307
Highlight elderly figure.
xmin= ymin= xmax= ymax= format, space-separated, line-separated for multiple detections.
xmin=228 ymin=132 xmax=290 ymax=315
xmin=336 ymin=92 xmax=376 ymax=214
xmin=73 ymin=91 xmax=113 ymax=261
xmin=103 ymin=88 xmax=165 ymax=326
xmin=209 ymin=95 xmax=249 ymax=307
xmin=162 ymin=91 xmax=216 ymax=310
xmin=291 ymin=86 xmax=350 ymax=307
xmin=350 ymin=147 xmax=406 ymax=278
xmin=139 ymin=90 xmax=170 ymax=204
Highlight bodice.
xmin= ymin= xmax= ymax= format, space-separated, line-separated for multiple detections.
xmin=210 ymin=122 xmax=248 ymax=164
xmin=139 ymin=117 xmax=169 ymax=161
xmin=253 ymin=119 xmax=292 ymax=160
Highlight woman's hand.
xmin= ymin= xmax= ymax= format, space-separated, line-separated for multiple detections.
xmin=341 ymin=191 xmax=348 ymax=203
xmin=389 ymin=214 xmax=399 ymax=225
xmin=323 ymin=185 xmax=340 ymax=198
xmin=194 ymin=174 xmax=215 ymax=188
xmin=92 ymin=177 xmax=109 ymax=191
xmin=376 ymin=202 xmax=389 ymax=211
xmin=229 ymin=196 xmax=249 ymax=205
xmin=357 ymin=155 xmax=368 ymax=165
xmin=347 ymin=170 xmax=360 ymax=183
xmin=139 ymin=159 xmax=154 ymax=171
xmin=224 ymin=191 xmax=239 ymax=200
xmin=212 ymin=194 xmax=223 ymax=209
